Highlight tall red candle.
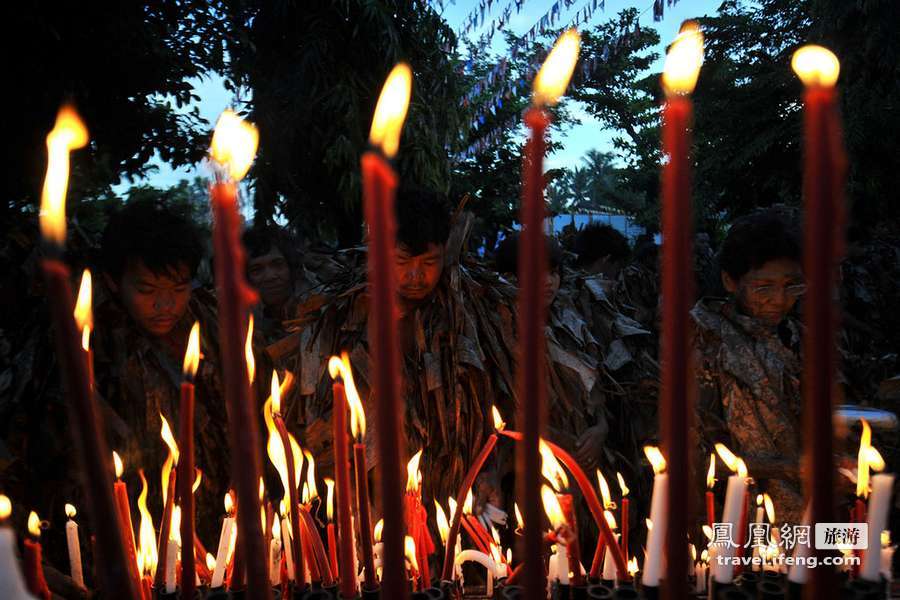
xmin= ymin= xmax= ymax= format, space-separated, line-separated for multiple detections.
xmin=791 ymin=45 xmax=845 ymax=600
xmin=332 ymin=381 xmax=357 ymax=598
xmin=24 ymin=513 xmax=50 ymax=600
xmin=39 ymin=106 xmax=139 ymax=599
xmin=178 ymin=323 xmax=200 ymax=600
xmin=362 ymin=63 xmax=413 ymax=600
xmin=209 ymin=111 xmax=270 ymax=600
xmin=659 ymin=22 xmax=704 ymax=598
xmin=620 ymin=497 xmax=629 ymax=566
xmin=273 ymin=412 xmax=305 ymax=588
xmin=112 ymin=453 xmax=143 ymax=596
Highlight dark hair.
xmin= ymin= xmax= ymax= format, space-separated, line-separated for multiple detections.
xmin=395 ymin=187 xmax=451 ymax=255
xmin=242 ymin=225 xmax=298 ymax=270
xmin=494 ymin=232 xmax=564 ymax=275
xmin=101 ymin=198 xmax=202 ymax=281
xmin=574 ymin=223 xmax=631 ymax=267
xmin=719 ymin=210 xmax=801 ymax=281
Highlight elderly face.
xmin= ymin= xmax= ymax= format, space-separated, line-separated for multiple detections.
xmin=723 ymin=258 xmax=805 ymax=328
xmin=394 ymin=243 xmax=444 ymax=303
xmin=116 ymin=260 xmax=192 ymax=337
xmin=247 ymin=247 xmax=293 ymax=309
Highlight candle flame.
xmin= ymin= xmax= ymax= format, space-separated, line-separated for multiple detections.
xmin=644 ymin=445 xmax=667 ymax=475
xmin=856 ymin=418 xmax=885 ymax=497
xmin=882 ymin=531 xmax=891 ymax=547
xmin=205 ymin=552 xmax=216 ymax=573
xmin=113 ymin=450 xmax=124 ymax=479
xmin=541 ymin=485 xmax=565 ymax=530
xmin=368 ymin=63 xmax=412 ymax=158
xmin=404 ymin=535 xmax=418 ymax=572
xmin=374 ymin=518 xmax=384 ymax=543
xmin=406 ymin=449 xmax=423 ymax=493
xmin=714 ymin=443 xmax=738 ymax=473
xmin=463 ymin=489 xmax=474 ymax=516
xmin=690 ymin=543 xmax=697 ymax=562
xmin=245 ymin=315 xmax=255 ymax=385
xmin=448 ymin=497 xmax=458 ymax=523
xmin=646 ymin=518 xmax=653 ymax=532
xmin=0 ymin=495 xmax=10 ymax=520
xmin=194 ymin=470 xmax=203 ymax=494
xmin=604 ymin=509 xmax=617 ymax=531
xmin=160 ymin=413 xmax=179 ymax=505
xmin=627 ymin=557 xmax=639 ymax=576
xmin=40 ymin=105 xmax=88 ymax=245
xmin=325 ymin=477 xmax=335 ymax=522
xmin=28 ymin=511 xmax=41 ymax=537
xmin=137 ymin=469 xmax=158 ymax=577
xmin=533 ymin=29 xmax=581 ymax=107
xmin=701 ymin=549 xmax=709 ymax=563
xmin=763 ymin=493 xmax=775 ymax=524
xmin=756 ymin=494 xmax=763 ymax=507
xmin=491 ymin=405 xmax=506 ymax=431
xmin=73 ymin=269 xmax=93 ymax=350
xmin=706 ymin=453 xmax=716 ymax=489
xmin=616 ymin=472 xmax=629 ymax=497
xmin=791 ymin=45 xmax=840 ymax=88
xmin=540 ymin=438 xmax=569 ymax=491
xmin=736 ymin=458 xmax=748 ymax=479
xmin=702 ymin=524 xmax=713 ymax=541
xmin=662 ymin=21 xmax=704 ymax=97
xmin=303 ymin=449 xmax=318 ymax=501
xmin=170 ymin=505 xmax=182 ymax=545
xmin=597 ymin=470 xmax=613 ymax=509
xmin=65 ymin=503 xmax=76 ymax=519
xmin=272 ymin=516 xmax=281 ymax=541
xmin=514 ymin=502 xmax=523 ymax=529
xmin=328 ymin=353 xmax=366 ymax=439
xmin=224 ymin=491 xmax=235 ymax=516
xmin=271 ymin=370 xmax=282 ymax=415
xmin=210 ymin=109 xmax=258 ymax=181
xmin=264 ymin=371 xmax=299 ymax=498
xmin=435 ymin=500 xmax=450 ymax=545
xmin=183 ymin=321 xmax=201 ymax=378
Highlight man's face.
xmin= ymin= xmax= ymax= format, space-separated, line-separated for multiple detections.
xmin=545 ymin=270 xmax=561 ymax=307
xmin=247 ymin=248 xmax=293 ymax=309
xmin=723 ymin=258 xmax=805 ymax=328
xmin=394 ymin=243 xmax=444 ymax=302
xmin=117 ymin=261 xmax=192 ymax=337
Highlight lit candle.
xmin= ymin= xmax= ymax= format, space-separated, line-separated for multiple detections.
xmin=269 ymin=518 xmax=282 ymax=586
xmin=642 ymin=446 xmax=668 ymax=588
xmin=455 ymin=550 xmax=496 ymax=596
xmin=711 ymin=444 xmax=747 ymax=584
xmin=324 ymin=478 xmax=338 ymax=580
xmin=111 ymin=452 xmax=143 ymax=595
xmin=38 ymin=107 xmax=137 ymax=598
xmin=617 ymin=472 xmax=630 ymax=569
xmin=165 ymin=506 xmax=181 ymax=594
xmin=329 ymin=360 xmax=358 ymax=597
xmin=23 ymin=511 xmax=50 ymax=600
xmin=558 ymin=494 xmax=584 ymax=587
xmin=178 ymin=322 xmax=200 ymax=600
xmin=518 ymin=29 xmax=580 ymax=600
xmin=658 ymin=21 xmax=704 ymax=596
xmin=361 ymin=62 xmax=413 ymax=600
xmin=862 ymin=474 xmax=895 ymax=581
xmin=706 ymin=454 xmax=716 ymax=530
xmin=601 ymin=512 xmax=619 ymax=583
xmin=64 ymin=504 xmax=84 ymax=589
xmin=542 ymin=486 xmax=569 ymax=585
xmin=791 ymin=44 xmax=845 ymax=597
xmin=155 ymin=414 xmax=179 ymax=590
xmin=0 ymin=496 xmax=34 ymax=599
xmin=279 ymin=503 xmax=295 ymax=583
xmin=211 ymin=493 xmax=235 ymax=589
xmin=208 ymin=110 xmax=269 ymax=600
xmin=135 ymin=470 xmax=157 ymax=599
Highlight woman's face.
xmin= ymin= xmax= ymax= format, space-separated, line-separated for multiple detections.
xmin=723 ymin=258 xmax=805 ymax=327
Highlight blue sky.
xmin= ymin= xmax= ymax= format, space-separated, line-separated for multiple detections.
xmin=121 ymin=0 xmax=720 ymax=193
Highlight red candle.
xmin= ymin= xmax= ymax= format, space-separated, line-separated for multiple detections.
xmin=178 ymin=322 xmax=200 ymax=600
xmin=791 ymin=45 xmax=845 ymax=599
xmin=589 ymin=535 xmax=607 ymax=580
xmin=209 ymin=110 xmax=270 ymax=600
xmin=112 ymin=453 xmax=143 ymax=596
xmin=362 ymin=63 xmax=413 ymax=600
xmin=620 ymin=497 xmax=629 ymax=567
xmin=518 ymin=30 xmax=581 ymax=600
xmin=39 ymin=106 xmax=139 ymax=600
xmin=326 ymin=523 xmax=338 ymax=581
xmin=332 ymin=380 xmax=358 ymax=597
xmin=24 ymin=512 xmax=51 ymax=600
xmin=271 ymin=407 xmax=305 ymax=589
xmin=659 ymin=22 xmax=704 ymax=596
xmin=706 ymin=453 xmax=717 ymax=530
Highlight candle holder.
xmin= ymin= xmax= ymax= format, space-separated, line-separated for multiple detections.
xmin=552 ymin=582 xmax=570 ymax=600
xmin=756 ymin=579 xmax=786 ymax=600
xmin=439 ymin=580 xmax=454 ymax=600
xmin=585 ymin=583 xmax=613 ymax=598
xmin=637 ymin=584 xmax=657 ymax=600
xmin=735 ymin=570 xmax=758 ymax=593
xmin=207 ymin=586 xmax=229 ymax=599
xmin=361 ymin=586 xmax=381 ymax=600
xmin=842 ymin=578 xmax=882 ymax=600
xmin=496 ymin=584 xmax=524 ymax=599
xmin=318 ymin=582 xmax=337 ymax=599
xmin=570 ymin=584 xmax=587 ymax=600
xmin=296 ymin=588 xmax=331 ymax=600
xmin=611 ymin=585 xmax=638 ymax=599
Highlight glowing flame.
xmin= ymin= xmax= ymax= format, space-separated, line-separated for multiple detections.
xmin=272 ymin=517 xmax=281 ymax=541
xmin=756 ymin=494 xmax=763 ymax=507
xmin=488 ymin=526 xmax=503 ymax=565
xmin=646 ymin=518 xmax=653 ymax=532
xmin=137 ymin=470 xmax=158 ymax=577
xmin=224 ymin=491 xmax=235 ymax=516
xmin=701 ymin=549 xmax=709 ymax=563
xmin=616 ymin=472 xmax=629 ymax=497
xmin=514 ymin=503 xmax=523 ymax=529
xmin=714 ymin=443 xmax=738 ymax=473
xmin=0 ymin=495 xmax=10 ymax=520
xmin=791 ymin=45 xmax=840 ymax=88
xmin=448 ymin=497 xmax=458 ymax=523
xmin=170 ymin=505 xmax=182 ymax=545
xmin=73 ymin=269 xmax=93 ymax=351
xmin=368 ymin=63 xmax=412 ymax=158
xmin=627 ymin=557 xmax=639 ymax=577
xmin=690 ymin=543 xmax=697 ymax=562
xmin=325 ymin=478 xmax=335 ymax=522
xmin=406 ymin=449 xmax=423 ymax=493
xmin=707 ymin=454 xmax=716 ymax=489
xmin=328 ymin=353 xmax=366 ymax=439
xmin=856 ymin=418 xmax=886 ymax=497
xmin=245 ymin=315 xmax=255 ymax=385
xmin=542 ymin=486 xmax=565 ymax=530
xmin=491 ymin=405 xmax=506 ymax=431
xmin=644 ymin=446 xmax=666 ymax=475
xmin=702 ymin=525 xmax=713 ymax=541
xmin=303 ymin=449 xmax=318 ymax=500
xmin=374 ymin=519 xmax=384 ymax=543
xmin=210 ymin=109 xmax=258 ymax=181
xmin=540 ymin=439 xmax=569 ymax=491
xmin=533 ymin=29 xmax=581 ymax=107
xmin=264 ymin=372 xmax=300 ymax=498
xmin=463 ymin=489 xmax=474 ymax=516
xmin=205 ymin=552 xmax=216 ymax=573
xmin=604 ymin=509 xmax=617 ymax=531
xmin=113 ymin=451 xmax=124 ymax=479
xmin=40 ymin=105 xmax=88 ymax=245
xmin=65 ymin=503 xmax=76 ymax=519
xmin=183 ymin=321 xmax=201 ymax=379
xmin=882 ymin=531 xmax=891 ymax=547
xmin=193 ymin=470 xmax=202 ymax=494
xmin=763 ymin=493 xmax=775 ymax=524
xmin=435 ymin=500 xmax=450 ymax=545
xmin=662 ymin=21 xmax=704 ymax=96
xmin=736 ymin=459 xmax=748 ymax=479
xmin=160 ymin=414 xmax=179 ymax=505
xmin=404 ymin=535 xmax=419 ymax=572
xmin=28 ymin=511 xmax=41 ymax=537
xmin=597 ymin=470 xmax=613 ymax=509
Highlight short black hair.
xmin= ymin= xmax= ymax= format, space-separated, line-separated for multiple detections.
xmin=719 ymin=210 xmax=801 ymax=281
xmin=395 ymin=187 xmax=451 ymax=255
xmin=574 ymin=223 xmax=631 ymax=267
xmin=494 ymin=232 xmax=564 ymax=275
xmin=101 ymin=198 xmax=203 ymax=281
xmin=242 ymin=225 xmax=298 ymax=270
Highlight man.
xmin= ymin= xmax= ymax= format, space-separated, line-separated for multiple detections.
xmin=243 ymin=225 xmax=303 ymax=344
xmin=692 ymin=209 xmax=807 ymax=524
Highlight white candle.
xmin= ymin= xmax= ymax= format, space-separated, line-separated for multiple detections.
xmin=557 ymin=544 xmax=569 ymax=584
xmin=455 ymin=550 xmax=495 ymax=596
xmin=64 ymin=505 xmax=84 ymax=588
xmin=862 ymin=474 xmax=895 ymax=581
xmin=711 ymin=474 xmax=746 ymax=584
xmin=210 ymin=515 xmax=234 ymax=588
xmin=281 ymin=516 xmax=295 ymax=582
xmin=269 ymin=536 xmax=282 ymax=585
xmin=881 ymin=542 xmax=895 ymax=581
xmin=694 ymin=562 xmax=707 ymax=594
xmin=602 ymin=533 xmax=619 ymax=582
xmin=0 ymin=527 xmax=34 ymax=600
xmin=787 ymin=505 xmax=811 ymax=584
xmin=164 ymin=537 xmax=179 ymax=593
xmin=642 ymin=473 xmax=668 ymax=587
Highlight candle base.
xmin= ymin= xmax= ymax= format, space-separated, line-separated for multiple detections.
xmin=207 ymin=586 xmax=229 ymax=599
xmin=735 ymin=570 xmax=759 ymax=593
xmin=585 ymin=582 xmax=612 ymax=598
xmin=756 ymin=579 xmax=786 ymax=600
xmin=843 ymin=577 xmax=882 ymax=600
xmin=611 ymin=583 xmax=637 ymax=599
xmin=361 ymin=586 xmax=381 ymax=600
xmin=497 ymin=584 xmax=524 ymax=599
xmin=570 ymin=583 xmax=588 ymax=600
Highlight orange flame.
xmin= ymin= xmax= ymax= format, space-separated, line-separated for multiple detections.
xmin=707 ymin=453 xmax=716 ymax=489
xmin=597 ymin=470 xmax=613 ymax=509
xmin=435 ymin=500 xmax=450 ymax=545
xmin=73 ymin=269 xmax=93 ymax=351
xmin=514 ymin=502 xmax=523 ymax=529
xmin=541 ymin=485 xmax=565 ymax=530
xmin=303 ymin=449 xmax=318 ymax=501
xmin=193 ymin=470 xmax=203 ymax=494
xmin=616 ymin=472 xmax=629 ymax=497
xmin=404 ymin=536 xmax=418 ymax=572
xmin=627 ymin=557 xmax=639 ymax=577
xmin=183 ymin=321 xmax=201 ymax=379
xmin=210 ymin=110 xmax=258 ymax=181
xmin=369 ymin=63 xmax=412 ymax=158
xmin=791 ymin=45 xmax=840 ymax=88
xmin=28 ymin=511 xmax=41 ymax=537
xmin=662 ymin=21 xmax=704 ymax=97
xmin=533 ymin=29 xmax=581 ymax=107
xmin=245 ymin=315 xmax=255 ymax=385
xmin=137 ymin=469 xmax=158 ymax=577
xmin=540 ymin=439 xmax=569 ymax=491
xmin=448 ymin=497 xmax=458 ymax=523
xmin=113 ymin=451 xmax=124 ymax=479
xmin=40 ymin=106 xmax=88 ymax=245
xmin=406 ymin=449 xmax=423 ymax=493
xmin=491 ymin=405 xmax=506 ymax=431
xmin=0 ymin=495 xmax=10 ymax=520
xmin=328 ymin=353 xmax=366 ymax=439
xmin=463 ymin=489 xmax=474 ymax=516
xmin=65 ymin=503 xmax=76 ymax=519
xmin=763 ymin=493 xmax=775 ymax=524
xmin=374 ymin=519 xmax=384 ymax=543
xmin=160 ymin=413 xmax=179 ymax=505
xmin=205 ymin=552 xmax=216 ymax=573
xmin=325 ymin=478 xmax=335 ymax=522
xmin=224 ymin=491 xmax=235 ymax=516
xmin=604 ymin=509 xmax=617 ymax=531
xmin=644 ymin=446 xmax=666 ymax=475
xmin=264 ymin=371 xmax=299 ymax=498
